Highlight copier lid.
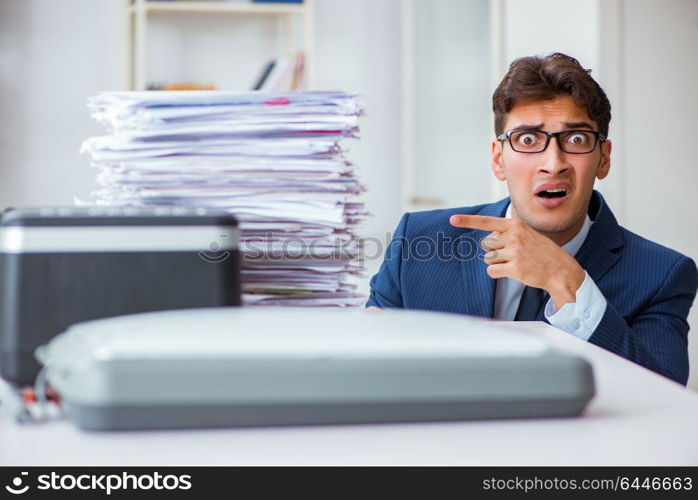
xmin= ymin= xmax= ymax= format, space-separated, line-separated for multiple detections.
xmin=37 ymin=307 xmax=552 ymax=366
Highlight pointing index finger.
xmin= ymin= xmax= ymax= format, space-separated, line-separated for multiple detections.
xmin=449 ymin=214 xmax=511 ymax=232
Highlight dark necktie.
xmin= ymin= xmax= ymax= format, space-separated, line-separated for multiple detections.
xmin=514 ymin=286 xmax=545 ymax=321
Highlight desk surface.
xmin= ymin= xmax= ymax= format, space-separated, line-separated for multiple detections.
xmin=1 ymin=321 xmax=697 ymax=466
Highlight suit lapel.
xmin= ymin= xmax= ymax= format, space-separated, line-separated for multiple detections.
xmin=460 ymin=197 xmax=510 ymax=317
xmin=573 ymin=190 xmax=624 ymax=283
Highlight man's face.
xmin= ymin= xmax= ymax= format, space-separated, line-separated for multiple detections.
xmin=491 ymin=95 xmax=611 ymax=245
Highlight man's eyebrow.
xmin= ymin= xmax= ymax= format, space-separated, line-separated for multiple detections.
xmin=510 ymin=123 xmax=544 ymax=131
xmin=563 ymin=121 xmax=596 ymax=130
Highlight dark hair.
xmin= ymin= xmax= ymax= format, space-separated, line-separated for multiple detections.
xmin=492 ymin=52 xmax=611 ymax=138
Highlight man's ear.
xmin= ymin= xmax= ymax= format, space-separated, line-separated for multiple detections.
xmin=491 ymin=139 xmax=506 ymax=181
xmin=596 ymin=140 xmax=612 ymax=180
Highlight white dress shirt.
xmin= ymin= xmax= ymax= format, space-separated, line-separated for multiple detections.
xmin=492 ymin=203 xmax=607 ymax=341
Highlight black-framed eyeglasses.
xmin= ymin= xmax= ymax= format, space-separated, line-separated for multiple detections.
xmin=497 ymin=129 xmax=606 ymax=154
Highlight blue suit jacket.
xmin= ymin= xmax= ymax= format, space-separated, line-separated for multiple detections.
xmin=367 ymin=190 xmax=698 ymax=385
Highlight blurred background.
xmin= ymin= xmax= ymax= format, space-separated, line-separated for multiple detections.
xmin=1 ymin=0 xmax=696 ymax=387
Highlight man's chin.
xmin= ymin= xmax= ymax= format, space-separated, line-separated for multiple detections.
xmin=512 ymin=196 xmax=582 ymax=228
xmin=517 ymin=206 xmax=578 ymax=234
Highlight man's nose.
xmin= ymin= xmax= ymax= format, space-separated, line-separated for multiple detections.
xmin=538 ymin=138 xmax=570 ymax=175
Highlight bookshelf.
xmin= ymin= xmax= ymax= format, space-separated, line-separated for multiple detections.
xmin=126 ymin=0 xmax=314 ymax=90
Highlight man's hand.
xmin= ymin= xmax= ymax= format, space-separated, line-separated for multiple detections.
xmin=449 ymin=214 xmax=585 ymax=310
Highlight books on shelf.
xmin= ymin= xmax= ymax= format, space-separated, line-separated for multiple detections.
xmin=81 ymin=90 xmax=367 ymax=307
xmin=253 ymin=52 xmax=305 ymax=91
xmin=252 ymin=61 xmax=276 ymax=90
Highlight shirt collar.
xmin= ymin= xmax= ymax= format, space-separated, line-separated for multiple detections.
xmin=505 ymin=202 xmax=593 ymax=257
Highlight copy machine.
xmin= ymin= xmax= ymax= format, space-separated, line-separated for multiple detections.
xmin=35 ymin=307 xmax=595 ymax=430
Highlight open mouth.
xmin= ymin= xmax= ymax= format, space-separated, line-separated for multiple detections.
xmin=533 ymin=184 xmax=571 ymax=208
xmin=535 ymin=188 xmax=568 ymax=199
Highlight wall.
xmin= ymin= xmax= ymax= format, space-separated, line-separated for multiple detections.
xmin=619 ymin=0 xmax=698 ymax=388
xmin=410 ymin=0 xmax=492 ymax=209
xmin=0 ymin=0 xmax=125 ymax=208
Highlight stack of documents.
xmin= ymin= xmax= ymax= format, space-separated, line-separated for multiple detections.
xmin=81 ymin=91 xmax=367 ymax=307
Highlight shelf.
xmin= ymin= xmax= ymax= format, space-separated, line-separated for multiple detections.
xmin=128 ymin=1 xmax=307 ymax=15
xmin=126 ymin=0 xmax=314 ymax=90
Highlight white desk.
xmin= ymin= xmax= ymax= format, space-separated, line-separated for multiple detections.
xmin=1 ymin=321 xmax=697 ymax=466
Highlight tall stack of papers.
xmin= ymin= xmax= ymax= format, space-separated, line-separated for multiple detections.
xmin=81 ymin=91 xmax=367 ymax=307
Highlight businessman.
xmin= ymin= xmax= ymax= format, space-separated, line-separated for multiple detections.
xmin=367 ymin=53 xmax=698 ymax=385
